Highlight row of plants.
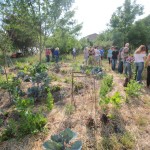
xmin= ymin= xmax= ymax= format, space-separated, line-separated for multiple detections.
xmin=99 ymin=75 xmax=135 ymax=149
xmin=0 ymin=63 xmax=54 ymax=141
xmin=80 ymin=65 xmax=105 ymax=79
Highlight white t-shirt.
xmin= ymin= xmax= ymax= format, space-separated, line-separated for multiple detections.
xmin=134 ymin=53 xmax=146 ymax=62
xmin=95 ymin=49 xmax=100 ymax=57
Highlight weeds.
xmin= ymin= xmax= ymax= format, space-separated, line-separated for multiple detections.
xmin=65 ymin=104 xmax=75 ymax=115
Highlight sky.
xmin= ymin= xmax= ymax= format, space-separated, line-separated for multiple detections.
xmin=72 ymin=0 xmax=150 ymax=37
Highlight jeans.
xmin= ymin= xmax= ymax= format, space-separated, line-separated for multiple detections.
xmin=108 ymin=57 xmax=112 ymax=64
xmin=135 ymin=62 xmax=144 ymax=82
xmin=112 ymin=59 xmax=117 ymax=70
xmin=125 ymin=62 xmax=132 ymax=78
xmin=118 ymin=60 xmax=123 ymax=73
xmin=147 ymin=66 xmax=150 ymax=87
xmin=46 ymin=55 xmax=50 ymax=62
xmin=55 ymin=56 xmax=59 ymax=63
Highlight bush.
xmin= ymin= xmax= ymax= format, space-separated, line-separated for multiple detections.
xmin=125 ymin=80 xmax=142 ymax=97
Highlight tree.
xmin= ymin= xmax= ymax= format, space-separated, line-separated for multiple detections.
xmin=0 ymin=0 xmax=75 ymax=61
xmin=128 ymin=15 xmax=150 ymax=48
xmin=110 ymin=0 xmax=143 ymax=45
xmin=94 ymin=30 xmax=113 ymax=48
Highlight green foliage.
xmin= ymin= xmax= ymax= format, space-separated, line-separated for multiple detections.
xmin=15 ymin=98 xmax=34 ymax=110
xmin=99 ymin=75 xmax=113 ymax=98
xmin=125 ymin=80 xmax=142 ymax=97
xmin=43 ymin=128 xmax=82 ymax=150
xmin=110 ymin=0 xmax=143 ymax=45
xmin=0 ymin=108 xmax=47 ymax=141
xmin=30 ymin=63 xmax=48 ymax=76
xmin=46 ymin=88 xmax=54 ymax=111
xmin=100 ymin=92 xmax=122 ymax=109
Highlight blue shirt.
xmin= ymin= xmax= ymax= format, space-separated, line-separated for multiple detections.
xmin=54 ymin=50 xmax=59 ymax=56
xmin=100 ymin=49 xmax=104 ymax=56
xmin=107 ymin=49 xmax=112 ymax=58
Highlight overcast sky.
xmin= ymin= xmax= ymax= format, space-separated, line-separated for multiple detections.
xmin=73 ymin=0 xmax=150 ymax=37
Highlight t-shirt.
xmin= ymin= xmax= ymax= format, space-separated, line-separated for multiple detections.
xmin=107 ymin=49 xmax=112 ymax=58
xmin=95 ymin=49 xmax=100 ymax=57
xmin=134 ymin=53 xmax=146 ymax=62
xmin=112 ymin=51 xmax=118 ymax=59
xmin=100 ymin=49 xmax=104 ymax=56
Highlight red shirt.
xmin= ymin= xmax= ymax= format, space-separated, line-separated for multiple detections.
xmin=45 ymin=49 xmax=51 ymax=56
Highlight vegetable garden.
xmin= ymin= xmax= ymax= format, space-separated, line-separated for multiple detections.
xmin=0 ymin=55 xmax=149 ymax=150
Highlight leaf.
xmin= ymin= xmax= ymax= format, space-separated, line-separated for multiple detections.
xmin=60 ymin=128 xmax=77 ymax=144
xmin=43 ymin=140 xmax=63 ymax=150
xmin=66 ymin=141 xmax=82 ymax=150
xmin=51 ymin=134 xmax=63 ymax=143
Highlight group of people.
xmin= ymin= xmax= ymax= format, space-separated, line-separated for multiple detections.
xmin=45 ymin=47 xmax=60 ymax=63
xmin=107 ymin=43 xmax=150 ymax=88
xmin=83 ymin=46 xmax=104 ymax=66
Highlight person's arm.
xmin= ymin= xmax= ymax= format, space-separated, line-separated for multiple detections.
xmin=145 ymin=54 xmax=150 ymax=67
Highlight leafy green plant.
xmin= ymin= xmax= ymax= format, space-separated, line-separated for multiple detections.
xmin=15 ymin=98 xmax=34 ymax=110
xmin=99 ymin=75 xmax=113 ymax=98
xmin=43 ymin=128 xmax=82 ymax=150
xmin=46 ymin=88 xmax=54 ymax=111
xmin=100 ymin=92 xmax=122 ymax=109
xmin=30 ymin=63 xmax=48 ymax=76
xmin=125 ymin=80 xmax=142 ymax=97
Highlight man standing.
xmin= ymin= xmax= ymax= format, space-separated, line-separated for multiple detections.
xmin=112 ymin=46 xmax=119 ymax=71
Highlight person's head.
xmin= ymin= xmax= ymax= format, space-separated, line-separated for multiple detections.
xmin=56 ymin=47 xmax=59 ymax=50
xmin=111 ymin=46 xmax=114 ymax=49
xmin=135 ymin=45 xmax=146 ymax=54
xmin=125 ymin=43 xmax=129 ymax=47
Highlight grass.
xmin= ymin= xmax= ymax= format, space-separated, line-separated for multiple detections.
xmin=136 ymin=116 xmax=148 ymax=127
xmin=100 ymin=132 xmax=135 ymax=150
xmin=65 ymin=103 xmax=75 ymax=115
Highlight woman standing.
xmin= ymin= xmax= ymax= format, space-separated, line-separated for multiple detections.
xmin=145 ymin=53 xmax=150 ymax=88
xmin=134 ymin=45 xmax=146 ymax=83
xmin=45 ymin=48 xmax=51 ymax=62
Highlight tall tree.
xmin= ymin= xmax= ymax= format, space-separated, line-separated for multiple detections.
xmin=0 ymin=0 xmax=75 ymax=61
xmin=110 ymin=0 xmax=143 ymax=45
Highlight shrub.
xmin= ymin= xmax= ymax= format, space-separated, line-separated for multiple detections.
xmin=46 ymin=88 xmax=54 ymax=111
xmin=125 ymin=80 xmax=142 ymax=97
xmin=99 ymin=75 xmax=113 ymax=98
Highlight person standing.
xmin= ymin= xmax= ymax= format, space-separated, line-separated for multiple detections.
xmin=100 ymin=47 xmax=104 ymax=60
xmin=45 ymin=48 xmax=51 ymax=62
xmin=83 ymin=47 xmax=89 ymax=65
xmin=111 ymin=46 xmax=119 ymax=71
xmin=145 ymin=53 xmax=150 ymax=88
xmin=94 ymin=47 xmax=100 ymax=66
xmin=72 ymin=47 xmax=76 ymax=59
xmin=54 ymin=47 xmax=60 ymax=63
xmin=125 ymin=54 xmax=134 ymax=79
xmin=107 ymin=46 xmax=113 ymax=65
xmin=134 ymin=45 xmax=146 ymax=83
